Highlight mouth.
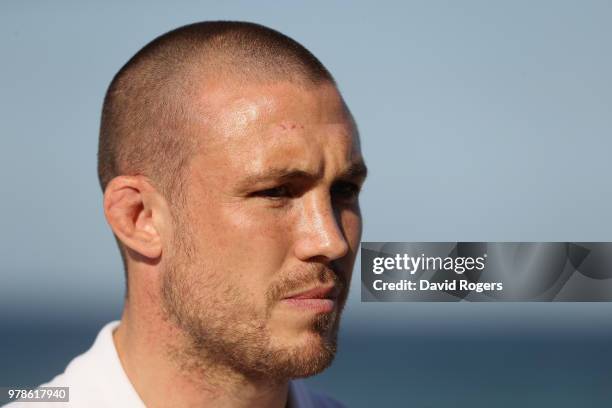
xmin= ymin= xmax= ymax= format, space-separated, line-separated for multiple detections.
xmin=280 ymin=285 xmax=340 ymax=313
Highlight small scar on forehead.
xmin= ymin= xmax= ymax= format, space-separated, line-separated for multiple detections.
xmin=278 ymin=122 xmax=304 ymax=130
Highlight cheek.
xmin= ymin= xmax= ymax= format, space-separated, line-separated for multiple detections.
xmin=189 ymin=203 xmax=295 ymax=288
xmin=328 ymin=209 xmax=361 ymax=291
xmin=340 ymin=208 xmax=363 ymax=252
xmin=223 ymin=205 xmax=295 ymax=254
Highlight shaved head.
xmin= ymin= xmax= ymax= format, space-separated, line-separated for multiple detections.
xmin=97 ymin=21 xmax=337 ymax=278
xmin=98 ymin=20 xmax=334 ymax=202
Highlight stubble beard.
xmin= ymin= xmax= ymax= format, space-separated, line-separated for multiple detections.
xmin=159 ymin=221 xmax=347 ymax=384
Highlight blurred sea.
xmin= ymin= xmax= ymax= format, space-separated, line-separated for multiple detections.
xmin=2 ymin=316 xmax=611 ymax=407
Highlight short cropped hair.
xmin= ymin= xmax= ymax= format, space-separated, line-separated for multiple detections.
xmin=97 ymin=21 xmax=335 ymax=286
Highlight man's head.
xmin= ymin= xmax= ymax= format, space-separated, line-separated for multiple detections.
xmin=99 ymin=21 xmax=366 ymax=382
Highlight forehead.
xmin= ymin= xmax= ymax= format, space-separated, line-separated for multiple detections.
xmin=189 ymin=81 xmax=361 ymax=179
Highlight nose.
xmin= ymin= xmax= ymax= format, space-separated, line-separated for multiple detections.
xmin=293 ymin=191 xmax=350 ymax=262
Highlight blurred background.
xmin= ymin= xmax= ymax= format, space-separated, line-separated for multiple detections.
xmin=2 ymin=1 xmax=612 ymax=406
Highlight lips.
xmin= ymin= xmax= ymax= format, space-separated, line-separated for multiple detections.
xmin=281 ymin=285 xmax=340 ymax=314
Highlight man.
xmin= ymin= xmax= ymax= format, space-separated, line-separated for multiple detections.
xmin=7 ymin=21 xmax=366 ymax=407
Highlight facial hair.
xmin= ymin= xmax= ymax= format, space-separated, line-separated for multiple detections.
xmin=159 ymin=220 xmax=348 ymax=384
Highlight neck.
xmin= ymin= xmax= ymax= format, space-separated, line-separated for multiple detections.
xmin=113 ymin=289 xmax=290 ymax=408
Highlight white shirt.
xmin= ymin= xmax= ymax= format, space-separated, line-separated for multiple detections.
xmin=4 ymin=321 xmax=346 ymax=408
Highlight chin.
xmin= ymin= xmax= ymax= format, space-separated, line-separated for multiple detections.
xmin=285 ymin=334 xmax=338 ymax=379
xmin=270 ymin=322 xmax=339 ymax=379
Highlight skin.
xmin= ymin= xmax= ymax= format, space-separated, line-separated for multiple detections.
xmin=104 ymin=79 xmax=367 ymax=408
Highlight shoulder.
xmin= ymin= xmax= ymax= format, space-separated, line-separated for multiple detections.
xmin=2 ymin=321 xmax=143 ymax=408
xmin=289 ymin=380 xmax=348 ymax=408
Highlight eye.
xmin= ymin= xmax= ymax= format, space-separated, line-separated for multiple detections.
xmin=252 ymin=185 xmax=292 ymax=199
xmin=331 ymin=181 xmax=361 ymax=203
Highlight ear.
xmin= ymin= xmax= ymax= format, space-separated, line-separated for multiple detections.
xmin=103 ymin=175 xmax=166 ymax=260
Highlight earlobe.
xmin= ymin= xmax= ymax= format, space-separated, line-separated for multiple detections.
xmin=103 ymin=176 xmax=163 ymax=260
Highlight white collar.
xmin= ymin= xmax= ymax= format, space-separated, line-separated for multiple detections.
xmin=97 ymin=321 xmax=319 ymax=408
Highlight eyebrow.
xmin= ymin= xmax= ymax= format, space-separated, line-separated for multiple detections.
xmin=340 ymin=160 xmax=368 ymax=181
xmin=237 ymin=159 xmax=368 ymax=189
